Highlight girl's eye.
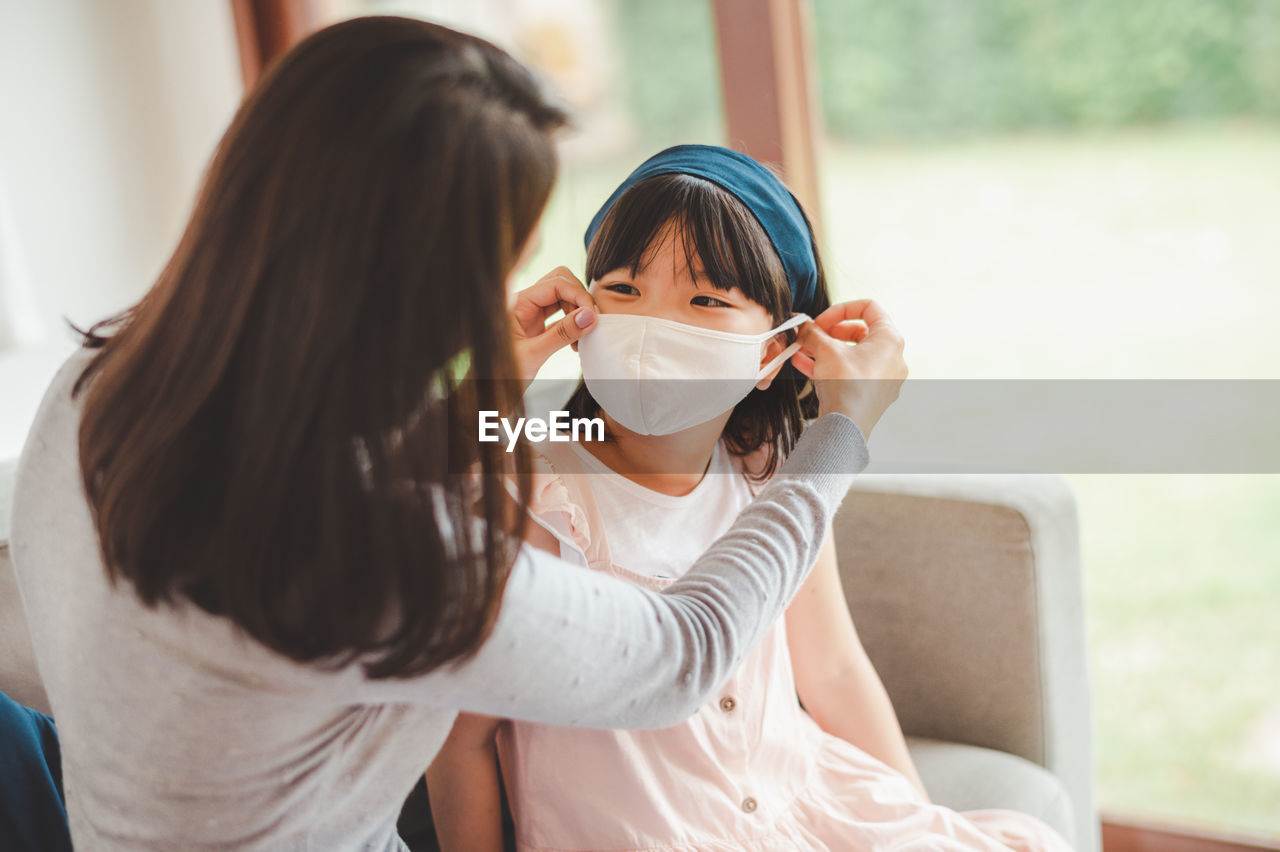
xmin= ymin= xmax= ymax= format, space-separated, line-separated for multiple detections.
xmin=604 ymin=283 xmax=639 ymax=296
xmin=691 ymin=294 xmax=733 ymax=308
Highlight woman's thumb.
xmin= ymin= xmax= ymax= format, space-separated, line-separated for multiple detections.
xmin=534 ymin=307 xmax=596 ymax=359
xmin=799 ymin=320 xmax=842 ymax=355
xmin=790 ymin=320 xmax=838 ymax=378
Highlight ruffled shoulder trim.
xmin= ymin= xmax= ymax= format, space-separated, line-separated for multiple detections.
xmin=528 ymin=451 xmax=595 ymax=560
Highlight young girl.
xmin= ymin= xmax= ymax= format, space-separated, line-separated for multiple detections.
xmin=427 ymin=145 xmax=1072 ymax=852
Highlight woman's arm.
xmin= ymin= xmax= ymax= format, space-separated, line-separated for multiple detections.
xmin=785 ymin=529 xmax=930 ymax=800
xmin=356 ymin=413 xmax=868 ymax=729
xmin=355 ymin=298 xmax=904 ymax=728
xmin=425 ymin=714 xmax=505 ymax=852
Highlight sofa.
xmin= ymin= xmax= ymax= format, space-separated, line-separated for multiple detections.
xmin=835 ymin=473 xmax=1097 ymax=852
xmin=0 ymin=463 xmax=1097 ymax=851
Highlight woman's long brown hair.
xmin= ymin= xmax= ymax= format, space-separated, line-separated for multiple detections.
xmin=73 ymin=17 xmax=566 ymax=679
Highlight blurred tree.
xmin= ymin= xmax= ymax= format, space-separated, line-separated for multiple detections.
xmin=809 ymin=0 xmax=1280 ymax=139
xmin=606 ymin=0 xmax=1280 ymax=142
xmin=607 ymin=0 xmax=724 ymax=144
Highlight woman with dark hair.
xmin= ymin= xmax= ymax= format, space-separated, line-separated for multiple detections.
xmin=8 ymin=17 xmax=905 ymax=851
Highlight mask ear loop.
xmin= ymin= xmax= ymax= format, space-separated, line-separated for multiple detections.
xmin=754 ymin=314 xmax=810 ymax=381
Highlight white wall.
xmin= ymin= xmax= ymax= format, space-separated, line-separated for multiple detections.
xmin=0 ymin=0 xmax=242 ymax=470
xmin=0 ymin=0 xmax=242 ymax=341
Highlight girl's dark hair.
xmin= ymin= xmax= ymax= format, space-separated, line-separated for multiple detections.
xmin=567 ymin=172 xmax=831 ymax=479
xmin=73 ymin=17 xmax=567 ymax=679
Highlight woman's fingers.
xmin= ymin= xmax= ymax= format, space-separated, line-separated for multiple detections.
xmin=509 ymin=267 xmax=596 ymax=337
xmin=824 ymin=320 xmax=869 ymax=343
xmin=813 ymin=299 xmax=899 ymax=339
xmin=510 ymin=266 xmax=599 ymax=385
xmin=790 ymin=310 xmax=874 ymax=372
xmin=790 ymin=350 xmax=815 ymax=378
xmin=789 ymin=320 xmax=839 ymax=378
xmin=509 ymin=276 xmax=580 ymax=335
xmin=796 ymin=319 xmax=843 ymax=355
xmin=794 ymin=300 xmax=908 ymax=440
xmin=526 ymin=304 xmax=597 ymax=359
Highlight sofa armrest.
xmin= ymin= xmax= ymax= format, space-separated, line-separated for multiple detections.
xmin=0 ymin=540 xmax=50 ymax=717
xmin=3 ymin=451 xmax=51 ymax=714
xmin=832 ymin=473 xmax=1096 ymax=852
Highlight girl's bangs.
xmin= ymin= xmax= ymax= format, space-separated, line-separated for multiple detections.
xmin=587 ymin=175 xmax=789 ymax=314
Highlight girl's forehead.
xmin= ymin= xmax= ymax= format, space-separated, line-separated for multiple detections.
xmin=633 ymin=224 xmax=710 ymax=280
xmin=612 ymin=254 xmax=709 ymax=290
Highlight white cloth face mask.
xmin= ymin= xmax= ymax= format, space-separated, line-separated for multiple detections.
xmin=577 ymin=312 xmax=810 ymax=436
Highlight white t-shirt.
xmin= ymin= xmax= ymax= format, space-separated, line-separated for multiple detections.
xmin=568 ymin=440 xmax=757 ymax=580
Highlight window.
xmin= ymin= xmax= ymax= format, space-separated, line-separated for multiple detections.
xmin=811 ymin=0 xmax=1280 ymax=840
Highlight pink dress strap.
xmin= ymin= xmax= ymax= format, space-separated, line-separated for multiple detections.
xmin=506 ymin=442 xmax=1074 ymax=852
xmin=527 ymin=441 xmax=611 ymax=569
xmin=528 ymin=443 xmax=671 ymax=592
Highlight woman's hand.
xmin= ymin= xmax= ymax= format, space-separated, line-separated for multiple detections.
xmin=509 ymin=266 xmax=597 ymax=387
xmin=790 ymin=299 xmax=907 ymax=441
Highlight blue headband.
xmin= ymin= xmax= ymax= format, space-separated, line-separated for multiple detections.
xmin=583 ymin=144 xmax=819 ymax=314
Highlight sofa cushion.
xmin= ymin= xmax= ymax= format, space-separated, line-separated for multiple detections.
xmin=907 ymin=735 xmax=1075 ymax=847
xmin=0 ymin=542 xmax=49 ymax=716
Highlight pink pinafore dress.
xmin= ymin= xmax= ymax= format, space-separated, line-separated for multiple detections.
xmin=497 ymin=440 xmax=1074 ymax=852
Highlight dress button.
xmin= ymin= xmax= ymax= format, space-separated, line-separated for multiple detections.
xmin=719 ymin=696 xmax=737 ymax=712
xmin=741 ymin=796 xmax=758 ymax=814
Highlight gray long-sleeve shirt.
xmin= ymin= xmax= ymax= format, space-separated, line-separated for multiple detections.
xmin=10 ymin=350 xmax=869 ymax=850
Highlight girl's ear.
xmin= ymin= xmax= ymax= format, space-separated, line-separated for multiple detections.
xmin=756 ymin=335 xmax=787 ymax=390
